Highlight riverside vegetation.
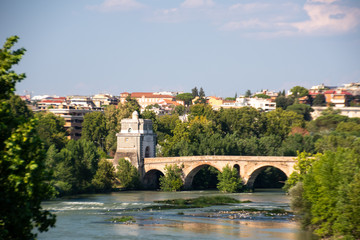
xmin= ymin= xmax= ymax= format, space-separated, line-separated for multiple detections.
xmin=2 ymin=36 xmax=360 ymax=239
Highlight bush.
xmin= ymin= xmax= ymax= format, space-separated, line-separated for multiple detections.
xmin=159 ymin=164 xmax=184 ymax=191
xmin=217 ymin=165 xmax=244 ymax=193
xmin=116 ymin=158 xmax=141 ymax=189
xmin=92 ymin=159 xmax=116 ymax=192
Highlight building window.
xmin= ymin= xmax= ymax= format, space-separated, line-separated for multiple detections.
xmin=128 ymin=128 xmax=132 ymax=133
xmin=145 ymin=146 xmax=150 ymax=158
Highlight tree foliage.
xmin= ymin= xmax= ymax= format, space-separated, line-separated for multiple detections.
xmin=199 ymin=87 xmax=205 ymax=98
xmin=116 ymin=158 xmax=140 ymax=190
xmin=286 ymin=104 xmax=313 ymax=121
xmin=35 ymin=112 xmax=67 ymax=150
xmin=191 ymin=87 xmax=199 ymax=98
xmin=290 ymin=86 xmax=309 ymax=98
xmin=217 ymin=165 xmax=243 ymax=193
xmin=81 ymin=111 xmax=107 ymax=151
xmin=312 ymin=94 xmax=326 ymax=106
xmin=52 ymin=139 xmax=100 ymax=195
xmin=92 ymin=159 xmax=116 ymax=192
xmin=176 ymin=93 xmax=194 ymax=106
xmin=0 ymin=36 xmax=56 ymax=239
xmin=159 ymin=164 xmax=184 ymax=191
xmin=290 ymin=149 xmax=360 ymax=239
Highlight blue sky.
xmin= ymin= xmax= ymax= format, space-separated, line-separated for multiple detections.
xmin=1 ymin=0 xmax=359 ymax=97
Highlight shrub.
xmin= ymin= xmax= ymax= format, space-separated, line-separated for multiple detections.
xmin=160 ymin=164 xmax=184 ymax=191
xmin=217 ymin=165 xmax=244 ymax=193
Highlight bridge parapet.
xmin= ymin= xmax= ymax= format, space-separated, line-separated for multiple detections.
xmin=142 ymin=155 xmax=297 ymax=189
xmin=144 ymin=156 xmax=296 ymax=164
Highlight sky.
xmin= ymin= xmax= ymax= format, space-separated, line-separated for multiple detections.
xmin=1 ymin=0 xmax=360 ymax=98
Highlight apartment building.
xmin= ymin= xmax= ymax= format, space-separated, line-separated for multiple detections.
xmin=48 ymin=108 xmax=93 ymax=140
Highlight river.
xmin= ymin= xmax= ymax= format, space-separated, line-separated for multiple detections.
xmin=38 ymin=190 xmax=317 ymax=240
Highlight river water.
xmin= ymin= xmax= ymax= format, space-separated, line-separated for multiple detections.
xmin=38 ymin=190 xmax=316 ymax=240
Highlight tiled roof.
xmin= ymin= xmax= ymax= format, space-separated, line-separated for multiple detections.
xmin=39 ymin=100 xmax=65 ymax=103
xmin=130 ymin=92 xmax=174 ymax=99
xmin=324 ymin=90 xmax=353 ymax=95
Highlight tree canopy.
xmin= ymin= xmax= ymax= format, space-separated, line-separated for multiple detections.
xmin=0 ymin=36 xmax=56 ymax=239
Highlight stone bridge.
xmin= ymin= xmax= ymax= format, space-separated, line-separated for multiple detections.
xmin=142 ymin=155 xmax=296 ymax=189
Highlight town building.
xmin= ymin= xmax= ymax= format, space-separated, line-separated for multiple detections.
xmin=37 ymin=97 xmax=67 ymax=110
xmin=120 ymin=92 xmax=179 ymax=110
xmin=92 ymin=93 xmax=119 ymax=107
xmin=324 ymin=90 xmax=353 ymax=107
xmin=67 ymin=95 xmax=96 ymax=109
xmin=48 ymin=108 xmax=94 ymax=140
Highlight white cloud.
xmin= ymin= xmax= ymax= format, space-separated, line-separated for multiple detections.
xmin=292 ymin=2 xmax=360 ymax=34
xmin=181 ymin=0 xmax=214 ymax=8
xmin=87 ymin=0 xmax=145 ymax=12
xmin=307 ymin=0 xmax=339 ymax=4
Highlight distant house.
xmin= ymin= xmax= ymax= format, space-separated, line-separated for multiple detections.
xmin=212 ymin=97 xmax=276 ymax=112
xmin=37 ymin=97 xmax=67 ymax=110
xmin=207 ymin=96 xmax=224 ymax=110
xmin=92 ymin=94 xmax=119 ymax=107
xmin=120 ymin=92 xmax=176 ymax=109
xmin=48 ymin=108 xmax=94 ymax=140
xmin=67 ymin=95 xmax=96 ymax=109
xmin=324 ymin=90 xmax=353 ymax=107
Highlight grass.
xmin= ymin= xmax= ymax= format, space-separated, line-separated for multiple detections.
xmin=106 ymin=216 xmax=136 ymax=223
xmin=153 ymin=196 xmax=251 ymax=208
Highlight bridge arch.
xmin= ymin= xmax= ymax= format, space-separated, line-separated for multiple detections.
xmin=246 ymin=165 xmax=288 ymax=189
xmin=143 ymin=168 xmax=164 ymax=189
xmin=183 ymin=163 xmax=222 ymax=189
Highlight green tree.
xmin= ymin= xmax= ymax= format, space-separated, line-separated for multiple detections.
xmin=245 ymin=89 xmax=252 ymax=97
xmin=280 ymin=134 xmax=315 ymax=156
xmin=216 ymin=107 xmax=264 ymax=137
xmin=160 ymin=164 xmax=184 ymax=191
xmin=104 ymin=105 xmax=121 ymax=155
xmin=116 ymin=158 xmax=140 ymax=189
xmin=264 ymin=108 xmax=304 ymax=140
xmin=35 ymin=112 xmax=67 ymax=150
xmin=124 ymin=95 xmax=141 ymax=114
xmin=0 ymin=36 xmax=56 ymax=239
xmin=312 ymin=94 xmax=326 ymax=106
xmin=192 ymin=87 xmax=199 ymax=98
xmin=275 ymin=95 xmax=295 ymax=109
xmin=176 ymin=93 xmax=194 ymax=106
xmin=53 ymin=139 xmax=99 ymax=195
xmin=174 ymin=105 xmax=185 ymax=115
xmin=290 ymin=86 xmax=309 ymax=98
xmin=225 ymin=97 xmax=236 ymax=101
xmin=308 ymin=113 xmax=348 ymax=133
xmin=92 ymin=159 xmax=116 ymax=192
xmin=298 ymin=149 xmax=360 ymax=239
xmin=286 ymin=104 xmax=313 ymax=121
xmin=283 ymin=151 xmax=316 ymax=192
xmin=82 ymin=111 xmax=107 ymax=151
xmin=189 ymin=104 xmax=215 ymax=120
xmin=199 ymin=87 xmax=205 ymax=98
xmin=217 ymin=165 xmax=243 ymax=193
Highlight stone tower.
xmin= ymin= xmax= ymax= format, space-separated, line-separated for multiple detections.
xmin=114 ymin=111 xmax=156 ymax=177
